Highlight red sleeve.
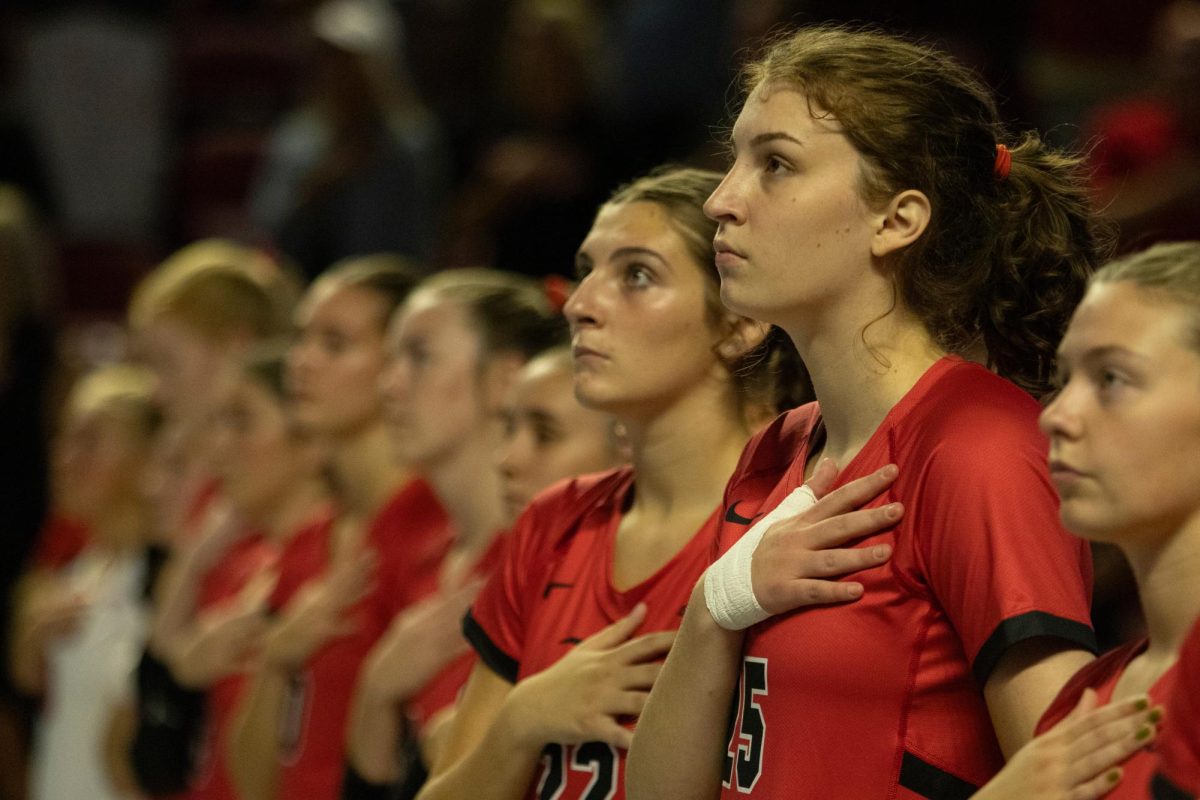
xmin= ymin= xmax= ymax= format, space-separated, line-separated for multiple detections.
xmin=463 ymin=493 xmax=561 ymax=683
xmin=910 ymin=393 xmax=1097 ymax=684
xmin=464 ymin=472 xmax=622 ymax=683
xmin=1156 ymin=622 xmax=1200 ymax=797
xmin=30 ymin=514 xmax=89 ymax=570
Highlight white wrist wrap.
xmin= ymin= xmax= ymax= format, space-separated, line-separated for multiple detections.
xmin=704 ymin=484 xmax=818 ymax=630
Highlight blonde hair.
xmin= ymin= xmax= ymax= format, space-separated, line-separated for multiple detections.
xmin=66 ymin=363 xmax=160 ymax=439
xmin=128 ymin=239 xmax=295 ymax=341
xmin=1093 ymin=241 xmax=1200 ymax=350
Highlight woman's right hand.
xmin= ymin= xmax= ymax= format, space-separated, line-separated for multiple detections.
xmin=972 ymin=689 xmax=1162 ymax=800
xmin=264 ymin=549 xmax=375 ymax=672
xmin=502 ymin=603 xmax=673 ymax=751
xmin=749 ymin=460 xmax=900 ymax=615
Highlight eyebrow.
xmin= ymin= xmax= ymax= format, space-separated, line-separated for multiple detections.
xmin=576 ymin=246 xmax=667 ymax=266
xmin=727 ymin=130 xmax=806 ymax=154
xmin=1056 ymin=344 xmax=1151 ymax=370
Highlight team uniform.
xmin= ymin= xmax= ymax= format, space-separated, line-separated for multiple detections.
xmin=1037 ymin=639 xmax=1180 ymax=799
xmin=29 ymin=514 xmax=90 ymax=570
xmin=714 ymin=357 xmax=1097 ymax=798
xmin=267 ymin=479 xmax=449 ymax=800
xmin=466 ymin=467 xmax=717 ymax=800
xmin=184 ymin=512 xmax=334 ymax=800
xmin=1154 ymin=619 xmax=1200 ymax=799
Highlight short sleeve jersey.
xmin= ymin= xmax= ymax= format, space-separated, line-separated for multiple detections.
xmin=406 ymin=532 xmax=511 ymax=732
xmin=267 ymin=479 xmax=450 ymax=800
xmin=715 ymin=357 xmax=1097 ymax=798
xmin=30 ymin=514 xmax=90 ymax=570
xmin=1154 ymin=619 xmax=1200 ymax=799
xmin=466 ymin=467 xmax=717 ymax=800
xmin=1037 ymin=639 xmax=1180 ymax=798
xmin=185 ymin=526 xmax=289 ymax=800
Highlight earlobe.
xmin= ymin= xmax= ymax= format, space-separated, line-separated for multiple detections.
xmin=870 ymin=189 xmax=931 ymax=258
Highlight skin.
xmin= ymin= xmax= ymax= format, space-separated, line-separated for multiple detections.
xmin=627 ymin=85 xmax=1092 ymax=800
xmin=497 ymin=351 xmax=621 ymax=521
xmin=229 ymin=281 xmax=405 ymax=800
xmin=416 ymin=199 xmax=876 ymax=800
xmin=349 ymin=290 xmax=520 ymax=783
xmin=971 ymin=280 xmax=1200 ymax=799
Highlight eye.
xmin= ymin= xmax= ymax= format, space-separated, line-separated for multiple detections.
xmin=321 ymin=330 xmax=348 ymax=355
xmin=764 ymin=154 xmax=791 ymax=175
xmin=533 ymin=421 xmax=562 ymax=447
xmin=574 ymin=260 xmax=592 ymax=280
xmin=624 ymin=263 xmax=653 ymax=289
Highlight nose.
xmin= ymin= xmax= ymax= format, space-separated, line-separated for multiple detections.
xmin=563 ymin=272 xmax=603 ymax=331
xmin=377 ymin=355 xmax=408 ymax=404
xmin=703 ymin=166 xmax=746 ymax=225
xmin=497 ymin=422 xmax=534 ymax=478
xmin=1038 ymin=380 xmax=1083 ymax=441
xmin=287 ymin=336 xmax=316 ymax=384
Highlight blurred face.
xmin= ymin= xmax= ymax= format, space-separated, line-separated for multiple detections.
xmin=1040 ymin=281 xmax=1200 ymax=546
xmin=139 ymin=316 xmax=233 ymax=421
xmin=288 ymin=283 xmax=390 ymax=438
xmin=380 ymin=294 xmax=488 ymax=469
xmin=705 ymin=84 xmax=879 ymax=328
xmin=497 ymin=355 xmax=618 ymax=520
xmin=565 ymin=201 xmax=725 ymax=419
xmin=212 ymin=376 xmax=317 ymax=523
xmin=53 ymin=402 xmax=148 ymax=525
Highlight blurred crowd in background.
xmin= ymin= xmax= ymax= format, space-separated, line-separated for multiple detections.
xmin=2 ymin=1 xmax=1200 ymax=799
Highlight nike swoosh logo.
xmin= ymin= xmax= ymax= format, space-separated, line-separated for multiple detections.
xmin=543 ymin=581 xmax=574 ymax=598
xmin=724 ymin=501 xmax=764 ymax=526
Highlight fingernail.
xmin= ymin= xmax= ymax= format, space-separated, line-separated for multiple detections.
xmin=1136 ymin=726 xmax=1152 ymax=741
xmin=1148 ymin=709 xmax=1162 ymax=724
xmin=885 ymin=503 xmax=902 ymax=519
xmin=881 ymin=464 xmax=898 ymax=478
xmin=1135 ymin=698 xmax=1149 ymax=711
xmin=1107 ymin=770 xmax=1120 ymax=784
xmin=872 ymin=545 xmax=890 ymax=560
xmin=847 ymin=583 xmax=864 ymax=598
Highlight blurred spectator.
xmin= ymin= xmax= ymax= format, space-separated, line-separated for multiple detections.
xmin=249 ymin=0 xmax=448 ymax=280
xmin=440 ymin=0 xmax=612 ymax=277
xmin=1085 ymin=0 xmax=1200 ymax=246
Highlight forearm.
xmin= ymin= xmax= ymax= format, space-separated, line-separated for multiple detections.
xmin=148 ymin=552 xmax=208 ymax=657
xmin=626 ymin=582 xmax=743 ymax=800
xmin=347 ymin=681 xmax=406 ymax=783
xmin=228 ymin=665 xmax=287 ymax=800
xmin=416 ymin=699 xmax=543 ymax=800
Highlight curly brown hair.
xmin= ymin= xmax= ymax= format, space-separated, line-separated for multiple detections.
xmin=740 ymin=25 xmax=1115 ymax=398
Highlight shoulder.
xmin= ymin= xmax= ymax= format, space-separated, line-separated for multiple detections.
xmin=515 ymin=466 xmax=632 ymax=552
xmin=731 ymin=404 xmax=820 ymax=486
xmin=898 ymin=360 xmax=1047 ymax=475
xmin=1036 ymin=642 xmax=1145 ymax=733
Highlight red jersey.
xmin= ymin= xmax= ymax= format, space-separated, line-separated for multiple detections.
xmin=715 ymin=357 xmax=1096 ymax=798
xmin=185 ymin=527 xmax=288 ymax=800
xmin=406 ymin=532 xmax=510 ymax=731
xmin=267 ymin=479 xmax=450 ymax=800
xmin=1037 ymin=640 xmax=1178 ymax=798
xmin=467 ymin=467 xmax=717 ymax=800
xmin=30 ymin=514 xmax=90 ymax=570
xmin=1153 ymin=618 xmax=1200 ymax=799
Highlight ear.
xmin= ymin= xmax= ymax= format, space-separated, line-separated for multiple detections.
xmin=717 ymin=316 xmax=771 ymax=363
xmin=870 ymin=189 xmax=931 ymax=259
xmin=479 ymin=351 xmax=526 ymax=412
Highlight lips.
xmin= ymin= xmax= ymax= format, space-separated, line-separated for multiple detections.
xmin=572 ymin=343 xmax=607 ymax=362
xmin=1047 ymin=458 xmax=1087 ymax=487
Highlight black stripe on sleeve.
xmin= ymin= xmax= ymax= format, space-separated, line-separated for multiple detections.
xmin=462 ymin=610 xmax=519 ymax=684
xmin=1152 ymin=772 xmax=1197 ymax=800
xmin=898 ymin=752 xmax=977 ymax=800
xmin=973 ymin=611 xmax=1098 ymax=685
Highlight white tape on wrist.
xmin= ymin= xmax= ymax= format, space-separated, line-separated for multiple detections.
xmin=704 ymin=484 xmax=819 ymax=630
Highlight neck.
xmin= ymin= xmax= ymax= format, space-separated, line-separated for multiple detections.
xmin=782 ymin=291 xmax=944 ymax=465
xmin=261 ymin=478 xmax=330 ymax=543
xmin=622 ymin=377 xmax=753 ymax=523
xmin=1124 ymin=510 xmax=1200 ymax=660
xmin=424 ymin=424 xmax=507 ymax=551
xmin=330 ymin=420 xmax=408 ymax=519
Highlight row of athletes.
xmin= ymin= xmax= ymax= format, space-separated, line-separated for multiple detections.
xmin=17 ymin=21 xmax=1200 ymax=800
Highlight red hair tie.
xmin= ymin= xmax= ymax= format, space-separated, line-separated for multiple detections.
xmin=541 ymin=275 xmax=571 ymax=313
xmin=993 ymin=144 xmax=1012 ymax=181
